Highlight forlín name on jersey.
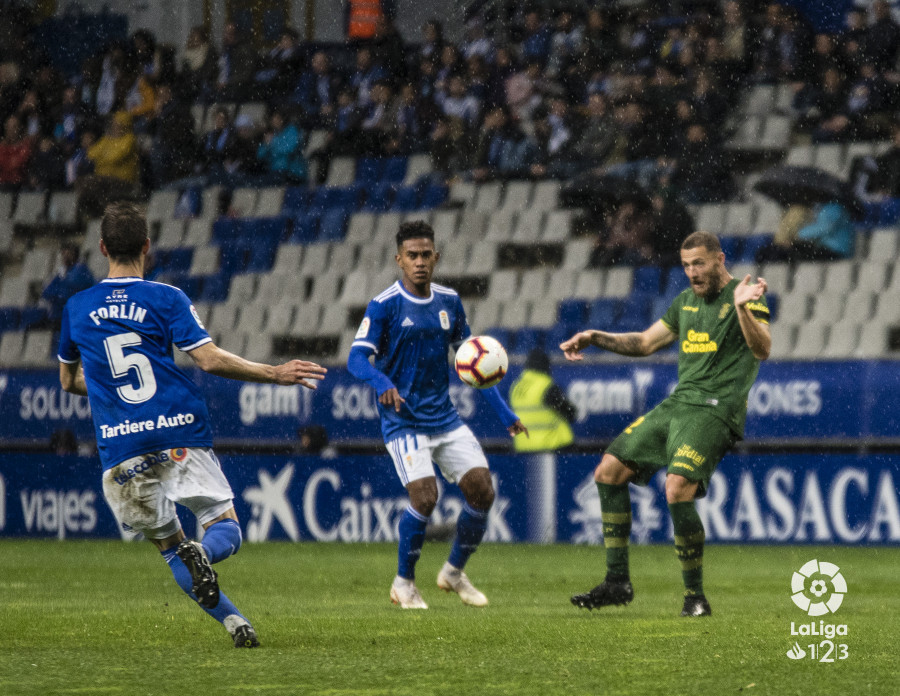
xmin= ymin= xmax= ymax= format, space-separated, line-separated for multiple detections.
xmin=89 ymin=303 xmax=148 ymax=326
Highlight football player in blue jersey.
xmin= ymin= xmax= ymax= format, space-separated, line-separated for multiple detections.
xmin=58 ymin=202 xmax=327 ymax=647
xmin=347 ymin=220 xmax=527 ymax=609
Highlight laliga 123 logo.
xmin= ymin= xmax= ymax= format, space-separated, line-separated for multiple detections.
xmin=790 ymin=559 xmax=847 ymax=616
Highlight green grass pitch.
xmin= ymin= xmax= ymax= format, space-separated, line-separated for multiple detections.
xmin=1 ymin=541 xmax=897 ymax=695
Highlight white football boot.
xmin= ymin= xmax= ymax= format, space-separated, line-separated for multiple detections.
xmin=437 ymin=563 xmax=489 ymax=607
xmin=390 ymin=576 xmax=428 ymax=609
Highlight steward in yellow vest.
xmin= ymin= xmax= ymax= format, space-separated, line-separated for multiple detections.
xmin=509 ymin=349 xmax=576 ymax=452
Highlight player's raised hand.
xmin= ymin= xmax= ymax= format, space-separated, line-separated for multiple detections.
xmin=379 ymin=387 xmax=406 ymax=413
xmin=734 ymin=274 xmax=768 ymax=307
xmin=273 ymin=360 xmax=328 ymax=389
xmin=508 ymin=420 xmax=528 ymax=438
xmin=560 ymin=331 xmax=594 ymax=361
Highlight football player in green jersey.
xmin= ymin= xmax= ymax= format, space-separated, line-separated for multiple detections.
xmin=560 ymin=231 xmax=770 ymax=616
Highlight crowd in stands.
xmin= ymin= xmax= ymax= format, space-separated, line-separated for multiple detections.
xmin=0 ymin=1 xmax=899 ymax=262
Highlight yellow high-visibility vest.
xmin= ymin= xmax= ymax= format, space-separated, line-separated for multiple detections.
xmin=509 ymin=370 xmax=574 ymax=452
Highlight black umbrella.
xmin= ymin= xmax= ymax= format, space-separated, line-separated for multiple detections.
xmin=561 ymin=173 xmax=652 ymax=214
xmin=753 ymin=165 xmax=864 ymax=219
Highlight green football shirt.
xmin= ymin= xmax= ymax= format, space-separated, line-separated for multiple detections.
xmin=660 ymin=277 xmax=769 ymax=436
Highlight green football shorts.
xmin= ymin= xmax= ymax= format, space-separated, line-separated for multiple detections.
xmin=605 ymin=398 xmax=736 ymax=496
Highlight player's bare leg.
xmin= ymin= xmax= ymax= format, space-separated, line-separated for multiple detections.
xmin=437 ymin=467 xmax=493 ymax=607
xmin=666 ymin=474 xmax=711 ymax=617
xmin=571 ymin=454 xmax=636 ymax=610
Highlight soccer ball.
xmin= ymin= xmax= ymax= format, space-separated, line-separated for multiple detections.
xmin=454 ymin=336 xmax=508 ymax=388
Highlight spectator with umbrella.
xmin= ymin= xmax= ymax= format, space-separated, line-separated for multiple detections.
xmin=753 ymin=165 xmax=860 ymax=262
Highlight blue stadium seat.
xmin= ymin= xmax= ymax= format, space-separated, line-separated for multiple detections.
xmin=391 ymin=186 xmax=420 ymax=211
xmin=19 ymin=307 xmax=48 ymax=330
xmin=198 ymin=274 xmax=230 ymax=302
xmin=616 ymin=295 xmax=652 ymax=331
xmin=0 ymin=308 xmax=21 ymax=332
xmin=243 ymin=219 xmax=286 ymax=270
xmin=212 ymin=218 xmax=241 ymax=243
xmin=309 ymin=185 xmax=361 ymax=214
xmin=546 ymin=324 xmax=577 ymax=353
xmin=175 ymin=187 xmax=202 ymax=218
xmin=719 ymin=236 xmax=743 ymax=262
xmin=557 ymin=299 xmax=588 ymax=325
xmin=165 ymin=274 xmax=201 ymax=298
xmin=662 ymin=268 xmax=687 ymax=300
xmin=740 ymin=234 xmax=772 ymax=263
xmin=420 ymin=184 xmax=448 ymax=208
xmin=361 ymin=182 xmax=396 ymax=212
xmin=513 ymin=328 xmax=546 ymax=355
xmin=218 ymin=241 xmax=248 ymax=275
xmin=355 ymin=157 xmax=385 ymax=184
xmin=632 ymin=266 xmax=663 ymax=295
xmin=318 ymin=209 xmax=348 ymax=241
xmin=587 ymin=298 xmax=620 ymax=327
xmin=155 ymin=248 xmax=194 ymax=273
xmin=382 ymin=157 xmax=407 ymax=183
xmin=650 ymin=296 xmax=671 ymax=321
xmin=766 ymin=293 xmax=779 ymax=322
xmin=288 ymin=213 xmax=320 ymax=243
xmin=282 ymin=186 xmax=311 ymax=216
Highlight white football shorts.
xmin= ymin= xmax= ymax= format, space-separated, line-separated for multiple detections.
xmin=101 ymin=447 xmax=234 ymax=539
xmin=386 ymin=425 xmax=489 ymax=486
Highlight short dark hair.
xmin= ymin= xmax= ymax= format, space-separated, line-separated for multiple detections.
xmin=681 ymin=230 xmax=721 ymax=254
xmin=101 ymin=202 xmax=148 ymax=261
xmin=396 ymin=220 xmax=435 ymax=247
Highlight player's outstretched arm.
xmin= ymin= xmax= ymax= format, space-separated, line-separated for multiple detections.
xmin=188 ymin=342 xmax=327 ymax=388
xmin=734 ymin=275 xmax=771 ymax=361
xmin=560 ymin=320 xmax=676 ymax=360
xmin=59 ymin=361 xmax=88 ymax=396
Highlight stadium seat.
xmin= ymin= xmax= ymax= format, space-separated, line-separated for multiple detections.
xmin=571 ymin=270 xmax=604 ymax=299
xmin=473 ymin=182 xmax=503 ymax=211
xmin=531 ymin=180 xmax=560 ymax=211
xmin=13 ymin=192 xmax=47 ymax=225
xmin=500 ymin=181 xmax=532 ymax=211
xmin=403 ymin=153 xmax=433 ymax=185
xmin=198 ymin=273 xmax=230 ymax=302
xmin=632 ymin=266 xmax=663 ymax=295
xmin=513 ymin=328 xmax=546 ymax=354
xmin=528 ymin=297 xmax=558 ymax=328
xmin=325 ymin=156 xmax=356 ymax=187
xmin=391 ymin=186 xmax=420 ymax=211
xmin=256 ymin=188 xmax=286 ymax=217
xmin=739 ymin=234 xmax=772 ymax=263
xmin=355 ymin=157 xmax=384 ymax=184
xmin=604 ymin=268 xmax=633 ymax=297
xmin=488 ymin=270 xmax=518 ymax=301
xmin=230 ymin=188 xmax=259 ymax=217
xmin=0 ymin=330 xmax=25 ymax=365
xmin=543 ymin=210 xmax=574 ymax=242
xmin=361 ymin=182 xmax=396 ymax=212
xmin=282 ymin=186 xmax=311 ymax=216
xmin=419 ymin=184 xmax=448 ymax=208
xmin=587 ymin=298 xmax=619 ymax=326
xmin=47 ymin=192 xmax=78 ymax=226
xmin=310 ymin=185 xmax=361 ymax=214
xmin=382 ymin=157 xmax=407 ymax=183
xmin=289 ymin=213 xmax=320 ymax=243
xmin=557 ymin=299 xmax=588 ymax=325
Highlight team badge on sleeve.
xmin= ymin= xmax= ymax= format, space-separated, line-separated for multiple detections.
xmin=190 ymin=305 xmax=205 ymax=329
xmin=356 ymin=317 xmax=371 ymax=339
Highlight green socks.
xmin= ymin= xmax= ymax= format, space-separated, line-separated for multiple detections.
xmin=597 ymin=482 xmax=631 ymax=578
xmin=669 ymin=501 xmax=705 ymax=596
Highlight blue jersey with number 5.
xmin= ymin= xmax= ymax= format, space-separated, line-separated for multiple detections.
xmin=58 ymin=277 xmax=214 ymax=470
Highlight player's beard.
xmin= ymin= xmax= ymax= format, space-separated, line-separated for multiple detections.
xmin=701 ymin=265 xmax=724 ymax=301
